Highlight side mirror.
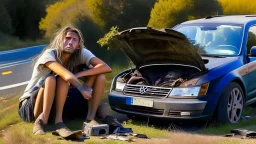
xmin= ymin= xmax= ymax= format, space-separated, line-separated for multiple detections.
xmin=250 ymin=46 xmax=256 ymax=57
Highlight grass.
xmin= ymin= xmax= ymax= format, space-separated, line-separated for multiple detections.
xmin=0 ymin=33 xmax=48 ymax=52
xmin=0 ymin=97 xmax=170 ymax=144
xmin=0 ymin=96 xmax=21 ymax=130
xmin=200 ymin=106 xmax=256 ymax=135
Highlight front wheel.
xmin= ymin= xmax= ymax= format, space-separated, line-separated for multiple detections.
xmin=216 ymin=82 xmax=244 ymax=123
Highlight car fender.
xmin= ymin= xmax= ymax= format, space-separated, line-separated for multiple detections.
xmin=200 ymin=65 xmax=247 ymax=116
xmin=214 ymin=64 xmax=247 ymax=97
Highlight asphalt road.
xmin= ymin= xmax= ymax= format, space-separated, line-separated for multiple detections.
xmin=0 ymin=45 xmax=45 ymax=98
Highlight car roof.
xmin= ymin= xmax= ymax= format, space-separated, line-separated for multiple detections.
xmin=181 ymin=15 xmax=256 ymax=25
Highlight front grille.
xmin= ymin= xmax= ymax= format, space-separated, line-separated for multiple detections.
xmin=123 ymin=84 xmax=171 ymax=98
xmin=117 ymin=104 xmax=164 ymax=115
xmin=168 ymin=111 xmax=181 ymax=116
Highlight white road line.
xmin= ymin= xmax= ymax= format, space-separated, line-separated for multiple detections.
xmin=0 ymin=60 xmax=32 ymax=69
xmin=0 ymin=45 xmax=46 ymax=55
xmin=0 ymin=81 xmax=29 ymax=90
xmin=0 ymin=59 xmax=32 ymax=67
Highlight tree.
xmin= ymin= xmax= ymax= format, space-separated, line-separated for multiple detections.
xmin=0 ymin=5 xmax=13 ymax=35
xmin=148 ymin=0 xmax=221 ymax=29
xmin=219 ymin=0 xmax=256 ymax=14
xmin=1 ymin=0 xmax=46 ymax=39
xmin=86 ymin=0 xmax=156 ymax=31
xmin=148 ymin=0 xmax=193 ymax=29
xmin=117 ymin=0 xmax=156 ymax=30
xmin=85 ymin=0 xmax=124 ymax=30
xmin=39 ymin=0 xmax=88 ymax=37
xmin=191 ymin=0 xmax=221 ymax=18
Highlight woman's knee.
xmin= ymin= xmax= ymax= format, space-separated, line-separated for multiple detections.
xmin=56 ymin=76 xmax=70 ymax=87
xmin=97 ymin=74 xmax=105 ymax=82
xmin=45 ymin=75 xmax=56 ymax=85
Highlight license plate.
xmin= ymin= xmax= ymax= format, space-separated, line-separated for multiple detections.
xmin=126 ymin=97 xmax=153 ymax=107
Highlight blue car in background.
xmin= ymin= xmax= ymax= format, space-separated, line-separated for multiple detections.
xmin=108 ymin=15 xmax=256 ymax=123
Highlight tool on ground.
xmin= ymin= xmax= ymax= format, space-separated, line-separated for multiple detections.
xmin=52 ymin=130 xmax=83 ymax=140
xmin=82 ymin=122 xmax=109 ymax=136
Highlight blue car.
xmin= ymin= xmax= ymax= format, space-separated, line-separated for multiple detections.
xmin=108 ymin=15 xmax=256 ymax=123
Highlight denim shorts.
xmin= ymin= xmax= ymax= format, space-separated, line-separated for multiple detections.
xmin=18 ymin=94 xmax=36 ymax=122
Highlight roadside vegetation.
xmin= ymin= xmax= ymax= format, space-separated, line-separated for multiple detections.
xmin=0 ymin=34 xmax=48 ymax=51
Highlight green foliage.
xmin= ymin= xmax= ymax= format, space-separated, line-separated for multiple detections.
xmin=116 ymin=0 xmax=156 ymax=30
xmin=0 ymin=5 xmax=13 ymax=35
xmin=39 ymin=0 xmax=88 ymax=37
xmin=97 ymin=26 xmax=119 ymax=50
xmin=0 ymin=32 xmax=48 ymax=52
xmin=148 ymin=0 xmax=193 ymax=29
xmin=192 ymin=0 xmax=221 ymax=18
xmin=0 ymin=0 xmax=46 ymax=39
xmin=148 ymin=0 xmax=221 ymax=29
xmin=5 ymin=0 xmax=45 ymax=39
xmin=219 ymin=0 xmax=256 ymax=14
xmin=85 ymin=0 xmax=156 ymax=30
xmin=85 ymin=0 xmax=123 ymax=30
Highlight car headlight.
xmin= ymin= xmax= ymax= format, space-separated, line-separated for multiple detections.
xmin=168 ymin=83 xmax=209 ymax=97
xmin=115 ymin=82 xmax=126 ymax=91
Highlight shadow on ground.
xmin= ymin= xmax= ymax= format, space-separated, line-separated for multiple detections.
xmin=113 ymin=112 xmax=208 ymax=132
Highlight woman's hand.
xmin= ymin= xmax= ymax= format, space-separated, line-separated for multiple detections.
xmin=80 ymin=85 xmax=93 ymax=100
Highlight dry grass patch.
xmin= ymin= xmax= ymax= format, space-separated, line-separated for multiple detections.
xmin=0 ymin=96 xmax=21 ymax=130
xmin=4 ymin=122 xmax=53 ymax=144
xmin=136 ymin=132 xmax=256 ymax=144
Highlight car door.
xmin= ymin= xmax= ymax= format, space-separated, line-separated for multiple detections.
xmin=246 ymin=24 xmax=256 ymax=100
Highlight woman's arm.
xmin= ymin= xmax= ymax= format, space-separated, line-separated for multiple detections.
xmin=45 ymin=61 xmax=92 ymax=100
xmin=74 ymin=57 xmax=112 ymax=78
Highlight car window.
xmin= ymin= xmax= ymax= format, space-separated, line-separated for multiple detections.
xmin=247 ymin=25 xmax=256 ymax=54
xmin=174 ymin=24 xmax=243 ymax=56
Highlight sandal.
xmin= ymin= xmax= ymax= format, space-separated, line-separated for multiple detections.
xmin=86 ymin=119 xmax=100 ymax=126
xmin=33 ymin=118 xmax=45 ymax=135
xmin=55 ymin=122 xmax=73 ymax=138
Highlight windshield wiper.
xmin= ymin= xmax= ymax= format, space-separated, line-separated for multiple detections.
xmin=201 ymin=54 xmax=226 ymax=58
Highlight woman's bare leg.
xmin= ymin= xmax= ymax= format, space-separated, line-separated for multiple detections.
xmin=85 ymin=74 xmax=105 ymax=120
xmin=97 ymin=103 xmax=109 ymax=119
xmin=33 ymin=75 xmax=56 ymax=124
xmin=34 ymin=87 xmax=44 ymax=119
xmin=55 ymin=76 xmax=69 ymax=123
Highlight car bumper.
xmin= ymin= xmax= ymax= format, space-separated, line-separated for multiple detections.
xmin=109 ymin=91 xmax=211 ymax=120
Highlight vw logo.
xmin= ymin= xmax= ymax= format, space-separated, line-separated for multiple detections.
xmin=139 ymin=86 xmax=148 ymax=94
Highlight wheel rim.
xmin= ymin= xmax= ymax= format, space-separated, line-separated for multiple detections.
xmin=227 ymin=87 xmax=243 ymax=123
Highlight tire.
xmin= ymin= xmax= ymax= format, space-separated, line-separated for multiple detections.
xmin=217 ymin=82 xmax=244 ymax=124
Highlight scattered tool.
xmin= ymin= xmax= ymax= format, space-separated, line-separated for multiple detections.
xmin=83 ymin=122 xmax=109 ymax=136
xmin=224 ymin=129 xmax=256 ymax=139
xmin=52 ymin=130 xmax=83 ymax=140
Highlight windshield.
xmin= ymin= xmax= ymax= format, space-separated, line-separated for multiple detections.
xmin=174 ymin=24 xmax=243 ymax=56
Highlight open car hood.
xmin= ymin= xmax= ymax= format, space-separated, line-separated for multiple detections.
xmin=113 ymin=27 xmax=206 ymax=71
